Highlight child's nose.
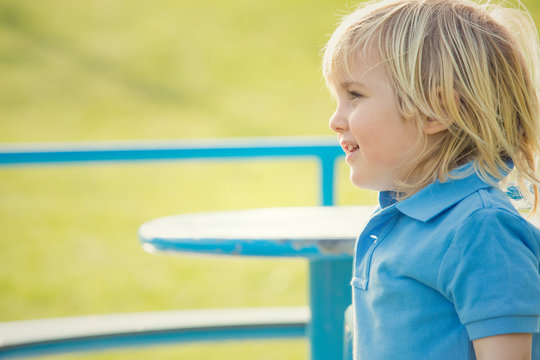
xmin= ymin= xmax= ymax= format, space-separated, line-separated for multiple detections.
xmin=329 ymin=108 xmax=348 ymax=133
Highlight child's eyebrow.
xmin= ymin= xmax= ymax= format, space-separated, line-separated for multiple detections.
xmin=340 ymin=81 xmax=365 ymax=89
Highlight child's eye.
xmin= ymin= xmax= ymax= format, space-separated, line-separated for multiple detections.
xmin=347 ymin=90 xmax=363 ymax=100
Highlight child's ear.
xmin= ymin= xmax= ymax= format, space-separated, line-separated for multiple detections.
xmin=423 ymin=117 xmax=449 ymax=135
xmin=423 ymin=87 xmax=457 ymax=135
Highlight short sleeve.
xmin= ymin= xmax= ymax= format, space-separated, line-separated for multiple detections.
xmin=437 ymin=208 xmax=540 ymax=340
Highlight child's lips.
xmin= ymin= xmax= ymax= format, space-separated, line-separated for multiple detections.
xmin=341 ymin=142 xmax=360 ymax=155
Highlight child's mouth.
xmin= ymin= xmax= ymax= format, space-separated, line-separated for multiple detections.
xmin=343 ymin=143 xmax=359 ymax=155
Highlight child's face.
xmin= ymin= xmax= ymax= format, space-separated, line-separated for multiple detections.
xmin=329 ymin=55 xmax=422 ymax=191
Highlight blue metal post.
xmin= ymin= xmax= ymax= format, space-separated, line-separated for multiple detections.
xmin=308 ymin=257 xmax=353 ymax=360
xmin=319 ymin=155 xmax=338 ymax=206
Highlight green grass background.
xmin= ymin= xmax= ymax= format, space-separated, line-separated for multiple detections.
xmin=1 ymin=0 xmax=538 ymax=359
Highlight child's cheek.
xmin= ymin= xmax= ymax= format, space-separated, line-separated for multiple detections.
xmin=350 ymin=121 xmax=388 ymax=164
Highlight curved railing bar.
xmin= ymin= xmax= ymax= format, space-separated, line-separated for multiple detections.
xmin=0 ymin=307 xmax=309 ymax=359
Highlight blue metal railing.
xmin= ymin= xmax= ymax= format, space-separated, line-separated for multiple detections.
xmin=0 ymin=137 xmax=343 ymax=206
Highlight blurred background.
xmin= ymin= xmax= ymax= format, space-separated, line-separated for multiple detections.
xmin=1 ymin=0 xmax=538 ymax=359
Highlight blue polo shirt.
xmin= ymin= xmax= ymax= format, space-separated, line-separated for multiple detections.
xmin=352 ymin=166 xmax=540 ymax=359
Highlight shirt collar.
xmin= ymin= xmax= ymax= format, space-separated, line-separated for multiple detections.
xmin=379 ymin=162 xmax=509 ymax=222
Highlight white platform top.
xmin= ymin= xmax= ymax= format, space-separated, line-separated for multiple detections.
xmin=139 ymin=206 xmax=375 ymax=259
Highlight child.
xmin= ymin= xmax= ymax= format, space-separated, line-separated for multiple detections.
xmin=323 ymin=0 xmax=540 ymax=358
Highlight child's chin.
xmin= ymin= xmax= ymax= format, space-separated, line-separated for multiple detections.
xmin=349 ymin=171 xmax=389 ymax=192
xmin=349 ymin=172 xmax=373 ymax=190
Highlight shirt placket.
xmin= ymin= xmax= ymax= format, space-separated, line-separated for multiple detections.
xmin=352 ymin=207 xmax=399 ymax=290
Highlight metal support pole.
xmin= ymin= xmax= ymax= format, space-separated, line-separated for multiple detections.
xmin=308 ymin=257 xmax=353 ymax=360
xmin=319 ymin=156 xmax=337 ymax=206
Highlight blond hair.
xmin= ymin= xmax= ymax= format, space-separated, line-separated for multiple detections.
xmin=323 ymin=0 xmax=540 ymax=212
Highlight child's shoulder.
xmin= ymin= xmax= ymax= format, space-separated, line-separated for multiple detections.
xmin=448 ymin=186 xmax=540 ymax=254
xmin=457 ymin=186 xmax=526 ymax=219
xmin=448 ymin=185 xmax=521 ymax=220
